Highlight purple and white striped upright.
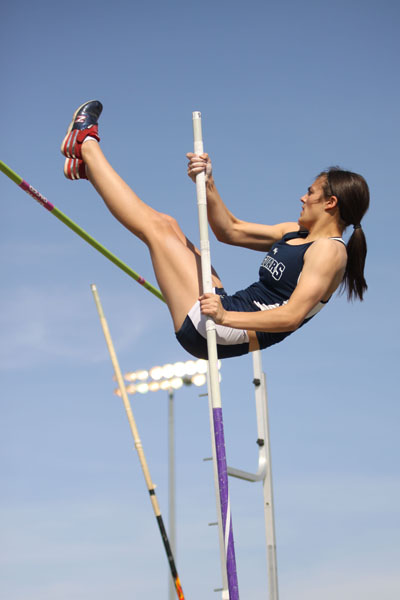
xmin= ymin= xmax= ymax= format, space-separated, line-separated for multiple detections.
xmin=213 ymin=407 xmax=239 ymax=598
xmin=193 ymin=111 xmax=239 ymax=599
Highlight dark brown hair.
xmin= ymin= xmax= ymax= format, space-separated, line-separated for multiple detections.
xmin=318 ymin=167 xmax=370 ymax=301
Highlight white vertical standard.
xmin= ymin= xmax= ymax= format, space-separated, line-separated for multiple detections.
xmin=227 ymin=351 xmax=279 ymax=600
xmin=253 ymin=351 xmax=279 ymax=600
xmin=192 ymin=112 xmax=239 ymax=600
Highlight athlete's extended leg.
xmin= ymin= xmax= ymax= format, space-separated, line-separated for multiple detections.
xmin=61 ymin=102 xmax=222 ymax=331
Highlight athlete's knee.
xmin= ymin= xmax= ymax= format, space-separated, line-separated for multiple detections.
xmin=142 ymin=212 xmax=181 ymax=245
xmin=154 ymin=212 xmax=182 ymax=237
xmin=158 ymin=212 xmax=179 ymax=229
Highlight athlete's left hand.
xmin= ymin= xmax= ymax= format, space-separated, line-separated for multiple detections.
xmin=186 ymin=153 xmax=213 ymax=183
xmin=199 ymin=293 xmax=226 ymax=324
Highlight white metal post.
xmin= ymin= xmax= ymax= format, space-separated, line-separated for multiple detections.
xmin=253 ymin=351 xmax=279 ymax=600
xmin=168 ymin=389 xmax=176 ymax=600
xmin=227 ymin=351 xmax=279 ymax=599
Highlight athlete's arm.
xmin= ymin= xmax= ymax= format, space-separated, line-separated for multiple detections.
xmin=187 ymin=153 xmax=298 ymax=251
xmin=200 ymin=239 xmax=347 ymax=332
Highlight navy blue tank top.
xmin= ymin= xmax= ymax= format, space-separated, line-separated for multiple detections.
xmin=218 ymin=231 xmax=328 ymax=350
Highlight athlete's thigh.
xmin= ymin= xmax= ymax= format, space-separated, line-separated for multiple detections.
xmin=148 ymin=234 xmax=223 ymax=331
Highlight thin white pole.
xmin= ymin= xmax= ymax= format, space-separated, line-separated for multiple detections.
xmin=168 ymin=389 xmax=176 ymax=600
xmin=252 ymin=351 xmax=279 ymax=600
xmin=192 ymin=112 xmax=239 ymax=599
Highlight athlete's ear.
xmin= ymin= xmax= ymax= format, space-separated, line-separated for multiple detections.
xmin=325 ymin=195 xmax=338 ymax=210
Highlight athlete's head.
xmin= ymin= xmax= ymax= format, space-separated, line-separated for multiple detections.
xmin=318 ymin=167 xmax=370 ymax=230
xmin=318 ymin=167 xmax=370 ymax=301
xmin=299 ymin=175 xmax=340 ymax=230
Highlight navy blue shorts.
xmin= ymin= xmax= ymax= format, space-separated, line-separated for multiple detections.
xmin=175 ymin=315 xmax=250 ymax=359
xmin=175 ymin=288 xmax=250 ymax=359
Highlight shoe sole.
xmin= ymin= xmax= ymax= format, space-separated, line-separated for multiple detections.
xmin=64 ymin=158 xmax=87 ymax=180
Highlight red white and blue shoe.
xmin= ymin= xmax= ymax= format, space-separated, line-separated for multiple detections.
xmin=64 ymin=158 xmax=87 ymax=180
xmin=61 ymin=100 xmax=102 ymax=159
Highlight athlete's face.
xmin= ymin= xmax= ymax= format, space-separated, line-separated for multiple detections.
xmin=298 ymin=177 xmax=327 ymax=228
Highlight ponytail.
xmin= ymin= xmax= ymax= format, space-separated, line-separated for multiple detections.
xmin=343 ymin=224 xmax=368 ymax=301
xmin=319 ymin=167 xmax=370 ymax=301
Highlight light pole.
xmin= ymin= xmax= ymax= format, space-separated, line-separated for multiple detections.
xmin=167 ymin=386 xmax=175 ymax=600
xmin=115 ymin=359 xmax=218 ymax=600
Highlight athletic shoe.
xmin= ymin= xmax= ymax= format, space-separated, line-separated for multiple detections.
xmin=64 ymin=158 xmax=87 ymax=180
xmin=61 ymin=100 xmax=102 ymax=159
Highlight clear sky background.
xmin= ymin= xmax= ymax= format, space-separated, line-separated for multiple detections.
xmin=1 ymin=1 xmax=399 ymax=598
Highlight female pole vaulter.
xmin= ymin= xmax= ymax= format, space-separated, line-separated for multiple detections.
xmin=61 ymin=100 xmax=369 ymax=360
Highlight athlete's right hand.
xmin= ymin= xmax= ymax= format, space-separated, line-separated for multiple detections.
xmin=199 ymin=293 xmax=226 ymax=324
xmin=186 ymin=153 xmax=213 ymax=183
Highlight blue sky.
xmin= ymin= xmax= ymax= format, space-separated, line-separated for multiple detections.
xmin=1 ymin=0 xmax=399 ymax=598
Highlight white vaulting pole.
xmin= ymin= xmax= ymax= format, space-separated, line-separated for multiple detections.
xmin=192 ymin=112 xmax=239 ymax=600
